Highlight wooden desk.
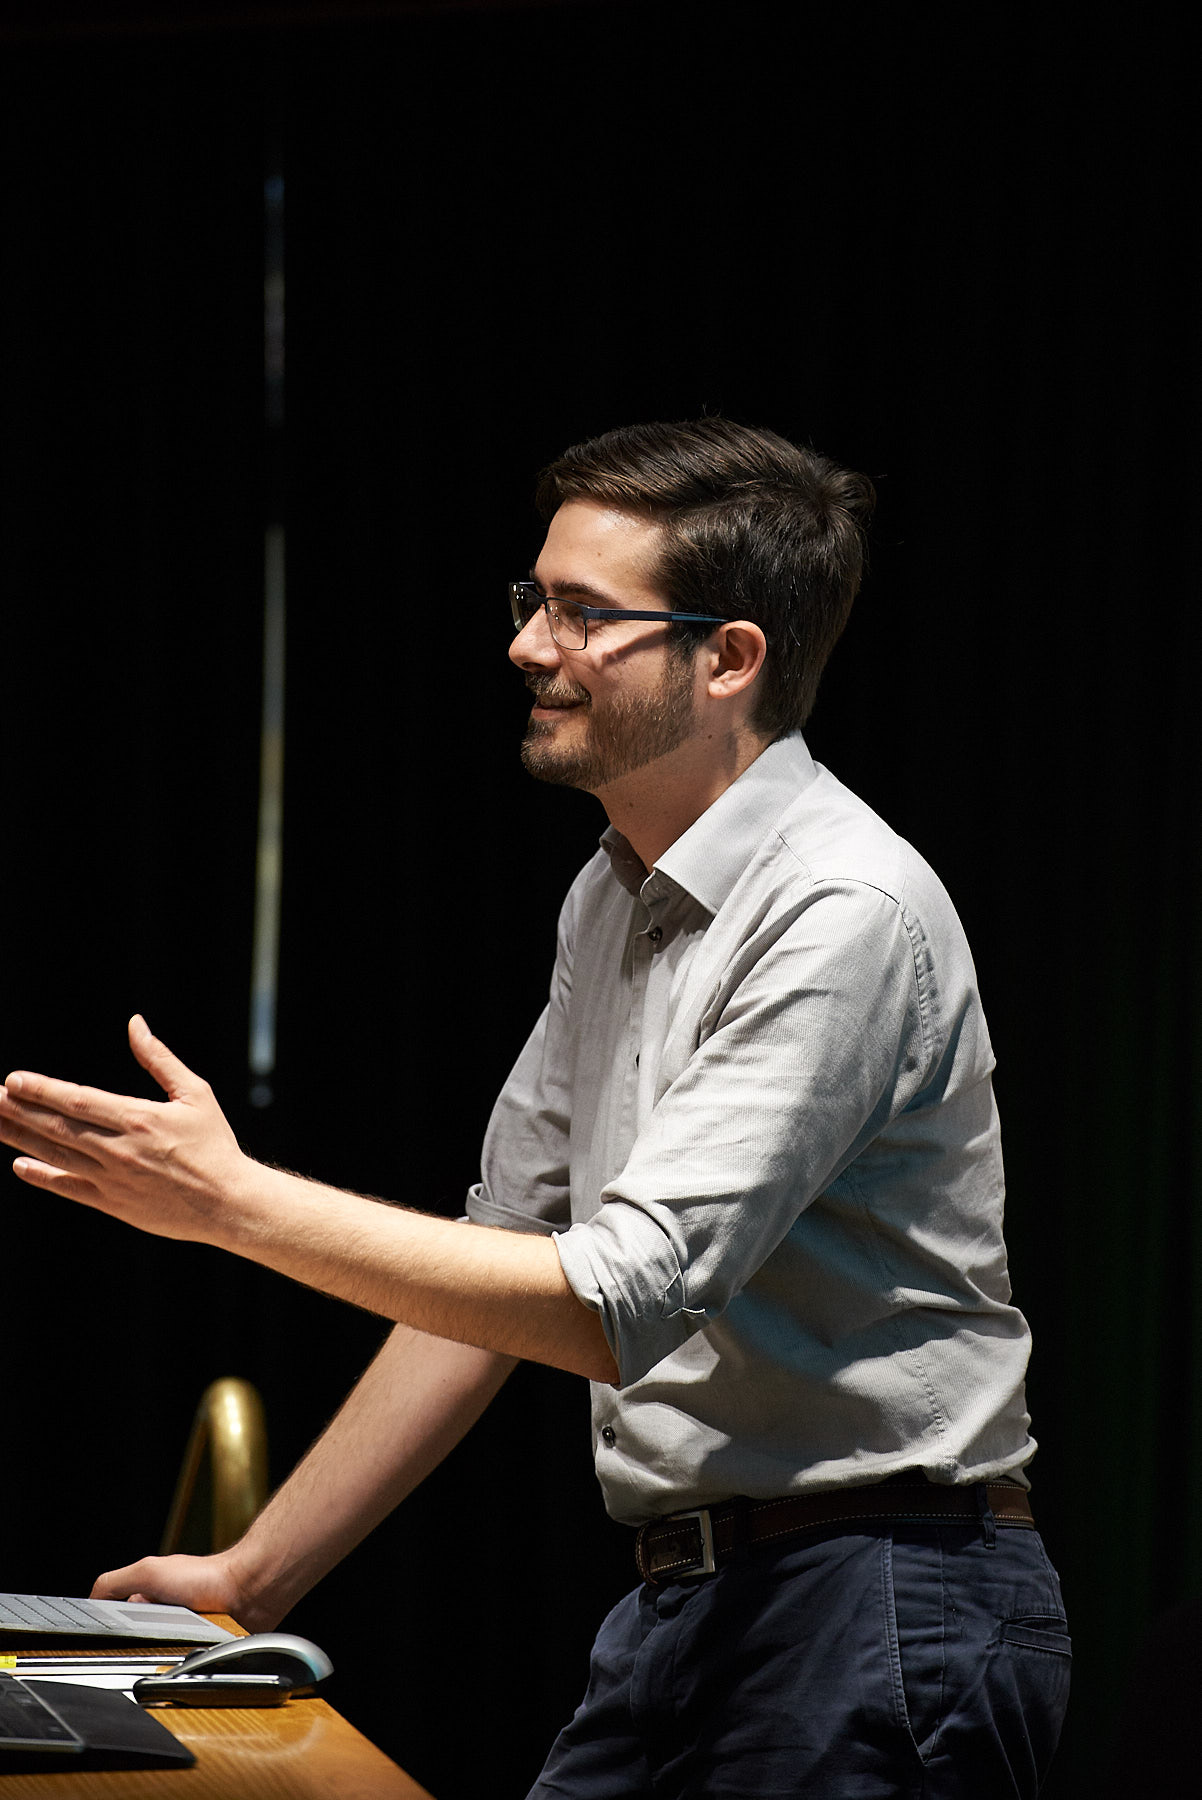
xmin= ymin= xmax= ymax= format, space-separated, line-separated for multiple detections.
xmin=0 ymin=1618 xmax=434 ymax=1800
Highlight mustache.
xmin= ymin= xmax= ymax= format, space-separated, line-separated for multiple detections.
xmin=525 ymin=674 xmax=590 ymax=706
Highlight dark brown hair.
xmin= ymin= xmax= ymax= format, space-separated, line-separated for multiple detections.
xmin=536 ymin=418 xmax=875 ymax=735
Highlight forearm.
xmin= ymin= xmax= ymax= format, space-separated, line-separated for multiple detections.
xmin=226 ymin=1324 xmax=516 ymax=1625
xmin=0 ymin=1020 xmax=617 ymax=1384
xmin=95 ymin=1325 xmax=517 ymax=1630
xmin=214 ymin=1162 xmax=617 ymax=1384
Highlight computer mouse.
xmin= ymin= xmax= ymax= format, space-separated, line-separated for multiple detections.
xmin=169 ymin=1631 xmax=333 ymax=1694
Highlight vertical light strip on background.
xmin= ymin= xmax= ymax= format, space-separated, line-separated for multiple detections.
xmin=249 ymin=154 xmax=285 ymax=1108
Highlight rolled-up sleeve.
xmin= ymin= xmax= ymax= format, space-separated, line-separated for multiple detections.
xmin=553 ymin=883 xmax=936 ymax=1385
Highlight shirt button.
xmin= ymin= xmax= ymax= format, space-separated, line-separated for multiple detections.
xmin=647 ymin=926 xmax=663 ymax=944
xmin=601 ymin=1426 xmax=617 ymax=1446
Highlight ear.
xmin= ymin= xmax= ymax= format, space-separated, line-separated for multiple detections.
xmin=703 ymin=620 xmax=768 ymax=703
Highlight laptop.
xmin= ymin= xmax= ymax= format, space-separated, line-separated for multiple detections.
xmin=0 ymin=1594 xmax=234 ymax=1646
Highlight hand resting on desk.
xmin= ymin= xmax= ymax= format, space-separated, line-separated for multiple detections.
xmin=92 ymin=1550 xmax=280 ymax=1635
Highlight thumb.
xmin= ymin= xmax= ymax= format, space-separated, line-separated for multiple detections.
xmin=128 ymin=1014 xmax=201 ymax=1101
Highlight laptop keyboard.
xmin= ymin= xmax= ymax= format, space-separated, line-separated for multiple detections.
xmin=0 ymin=1595 xmax=113 ymax=1632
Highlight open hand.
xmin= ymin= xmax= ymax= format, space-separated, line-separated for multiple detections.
xmin=0 ymin=1016 xmax=251 ymax=1247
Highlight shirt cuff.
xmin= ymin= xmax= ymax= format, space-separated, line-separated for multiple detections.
xmin=553 ymin=1210 xmax=710 ymax=1385
xmin=465 ymin=1181 xmax=561 ymax=1237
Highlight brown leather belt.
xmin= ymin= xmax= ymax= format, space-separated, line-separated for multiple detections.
xmin=635 ymin=1481 xmax=1035 ymax=1585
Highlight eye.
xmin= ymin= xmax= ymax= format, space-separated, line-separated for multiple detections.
xmin=546 ymin=597 xmax=588 ymax=649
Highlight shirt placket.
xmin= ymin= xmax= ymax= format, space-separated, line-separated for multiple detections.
xmin=596 ymin=877 xmax=670 ymax=1463
xmin=630 ymin=874 xmax=674 ymax=1131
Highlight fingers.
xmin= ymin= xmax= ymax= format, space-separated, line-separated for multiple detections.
xmin=91 ymin=1562 xmax=179 ymax=1603
xmin=0 ymin=1090 xmax=108 ymax=1171
xmin=10 ymin=1155 xmax=104 ymax=1206
xmin=92 ymin=1556 xmax=240 ymax=1616
xmin=2 ymin=1022 xmax=236 ymax=1241
xmin=0 ymin=1020 xmax=206 ymax=1173
xmin=1 ymin=1069 xmax=131 ymax=1132
xmin=3 ymin=1103 xmax=109 ymax=1204
xmin=128 ymin=1015 xmax=202 ymax=1103
xmin=92 ymin=1566 xmax=148 ymax=1600
xmin=1 ymin=1020 xmax=203 ymax=1132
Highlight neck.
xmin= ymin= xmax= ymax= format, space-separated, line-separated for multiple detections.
xmin=594 ymin=723 xmax=771 ymax=870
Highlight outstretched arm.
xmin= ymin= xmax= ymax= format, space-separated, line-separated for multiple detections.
xmin=93 ymin=1323 xmax=517 ymax=1629
xmin=0 ymin=1017 xmax=617 ymax=1385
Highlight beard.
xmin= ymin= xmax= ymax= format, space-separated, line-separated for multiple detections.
xmin=520 ymin=652 xmax=699 ymax=791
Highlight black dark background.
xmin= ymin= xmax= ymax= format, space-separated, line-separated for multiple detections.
xmin=2 ymin=4 xmax=1199 ymax=1796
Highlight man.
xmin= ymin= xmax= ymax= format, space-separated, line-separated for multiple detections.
xmin=0 ymin=419 xmax=1069 ymax=1797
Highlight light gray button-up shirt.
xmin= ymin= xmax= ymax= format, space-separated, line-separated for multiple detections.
xmin=467 ymin=734 xmax=1034 ymax=1525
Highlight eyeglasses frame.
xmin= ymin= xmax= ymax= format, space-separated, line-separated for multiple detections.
xmin=509 ymin=580 xmax=727 ymax=650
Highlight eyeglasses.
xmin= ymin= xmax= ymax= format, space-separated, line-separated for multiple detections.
xmin=509 ymin=581 xmax=726 ymax=650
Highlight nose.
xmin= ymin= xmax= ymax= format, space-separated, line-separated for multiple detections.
xmin=508 ymin=607 xmax=561 ymax=673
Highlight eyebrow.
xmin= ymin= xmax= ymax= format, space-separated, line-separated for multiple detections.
xmin=526 ymin=570 xmax=626 ymax=607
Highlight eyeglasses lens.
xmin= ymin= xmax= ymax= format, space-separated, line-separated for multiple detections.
xmin=511 ymin=585 xmax=536 ymax=631
xmin=510 ymin=585 xmax=588 ymax=648
xmin=547 ymin=599 xmax=586 ymax=649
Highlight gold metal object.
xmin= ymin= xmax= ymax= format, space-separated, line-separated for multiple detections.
xmin=161 ymin=1378 xmax=269 ymax=1556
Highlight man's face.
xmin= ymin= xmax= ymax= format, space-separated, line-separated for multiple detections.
xmin=509 ymin=501 xmax=702 ymax=794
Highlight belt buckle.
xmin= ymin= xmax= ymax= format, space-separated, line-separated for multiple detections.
xmin=672 ymin=1507 xmax=716 ymax=1578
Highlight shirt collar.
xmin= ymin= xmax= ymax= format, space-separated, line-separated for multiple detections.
xmin=601 ymin=733 xmax=819 ymax=913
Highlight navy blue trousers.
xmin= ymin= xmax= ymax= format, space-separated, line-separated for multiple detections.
xmin=527 ymin=1514 xmax=1070 ymax=1799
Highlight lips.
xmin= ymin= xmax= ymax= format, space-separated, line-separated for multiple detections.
xmin=528 ymin=681 xmax=588 ymax=711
